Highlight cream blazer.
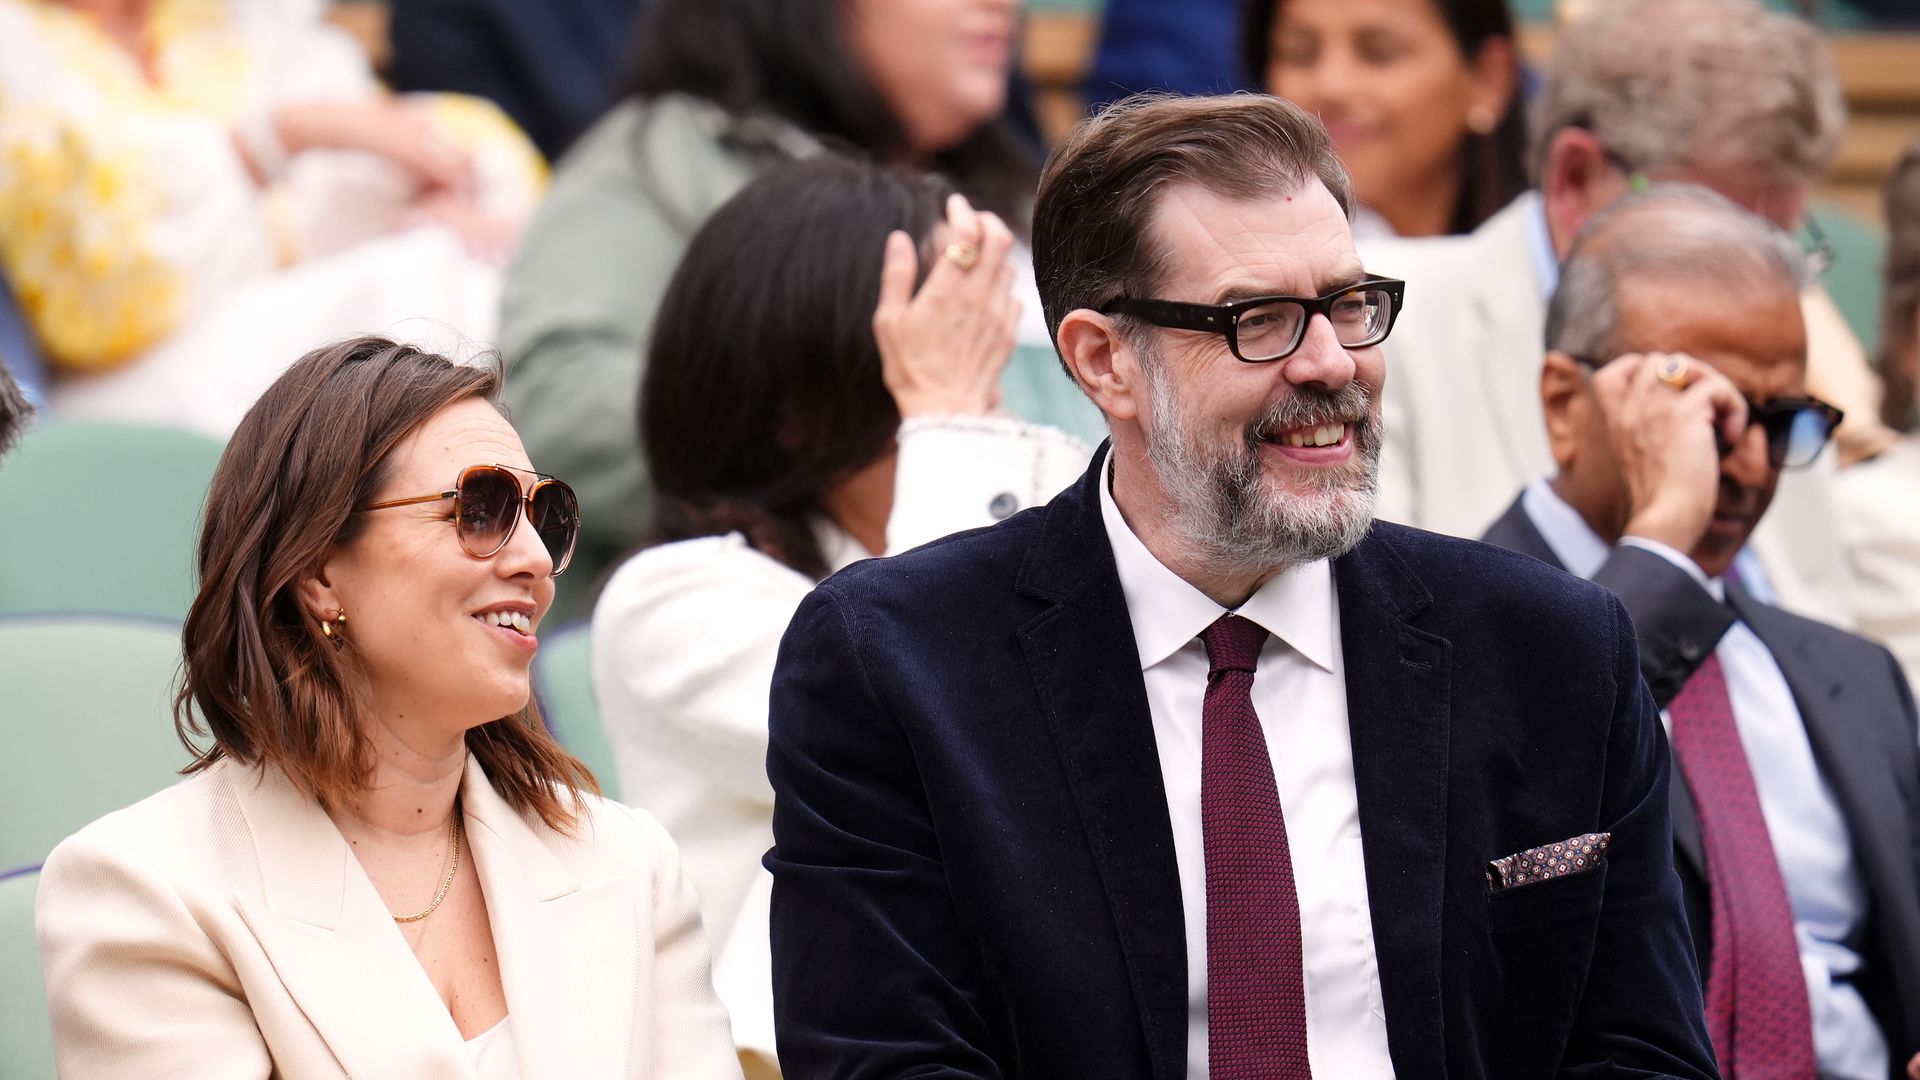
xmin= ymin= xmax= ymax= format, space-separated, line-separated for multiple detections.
xmin=1359 ymin=192 xmax=1862 ymax=629
xmin=1838 ymin=437 xmax=1920 ymax=692
xmin=34 ymin=755 xmax=745 ymax=1080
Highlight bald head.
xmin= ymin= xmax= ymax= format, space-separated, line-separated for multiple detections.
xmin=1546 ymin=185 xmax=1808 ymax=365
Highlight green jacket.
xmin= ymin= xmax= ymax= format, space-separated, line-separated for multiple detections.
xmin=500 ymin=93 xmax=1100 ymax=616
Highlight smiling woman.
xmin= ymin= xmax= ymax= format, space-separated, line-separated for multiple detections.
xmin=33 ymin=337 xmax=743 ymax=1079
xmin=1247 ymin=0 xmax=1526 ymax=238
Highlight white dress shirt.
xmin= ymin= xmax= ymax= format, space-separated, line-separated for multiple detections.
xmin=1521 ymin=478 xmax=1886 ymax=1080
xmin=1098 ymin=457 xmax=1394 ymax=1079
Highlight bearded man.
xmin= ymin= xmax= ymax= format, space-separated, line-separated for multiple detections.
xmin=762 ymin=94 xmax=1717 ymax=1080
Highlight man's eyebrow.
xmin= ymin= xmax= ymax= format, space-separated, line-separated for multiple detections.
xmin=1210 ymin=268 xmax=1370 ymax=305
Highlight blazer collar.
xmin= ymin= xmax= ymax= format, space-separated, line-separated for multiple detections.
xmin=229 ymin=756 xmax=634 ymax=1079
xmin=1015 ymin=447 xmax=1189 ymax=1080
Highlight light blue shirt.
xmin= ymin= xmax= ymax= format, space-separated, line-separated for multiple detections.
xmin=1520 ymin=478 xmax=1887 ymax=1080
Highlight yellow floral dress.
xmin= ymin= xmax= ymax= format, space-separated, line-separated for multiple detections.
xmin=0 ymin=0 xmax=545 ymax=428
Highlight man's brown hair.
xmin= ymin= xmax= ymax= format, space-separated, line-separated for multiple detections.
xmin=176 ymin=336 xmax=595 ymax=830
xmin=1032 ymin=93 xmax=1353 ymax=362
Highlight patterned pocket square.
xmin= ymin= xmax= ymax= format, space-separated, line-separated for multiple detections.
xmin=1486 ymin=832 xmax=1611 ymax=890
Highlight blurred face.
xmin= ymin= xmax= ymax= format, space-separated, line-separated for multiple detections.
xmin=1265 ymin=0 xmax=1509 ymax=232
xmin=317 ymin=398 xmax=556 ymax=738
xmin=1129 ymin=179 xmax=1385 ymax=575
xmin=1573 ymin=279 xmax=1808 ymax=576
xmin=843 ymin=0 xmax=1018 ymax=156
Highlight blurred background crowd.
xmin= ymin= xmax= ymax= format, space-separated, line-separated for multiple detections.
xmin=3 ymin=0 xmax=1920 ymax=1075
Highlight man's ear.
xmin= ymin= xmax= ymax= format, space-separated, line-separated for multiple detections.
xmin=1540 ymin=350 xmax=1589 ymax=475
xmin=1057 ymin=310 xmax=1143 ymax=424
xmin=1539 ymin=128 xmax=1629 ymax=260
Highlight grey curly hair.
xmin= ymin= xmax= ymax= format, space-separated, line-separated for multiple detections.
xmin=1534 ymin=0 xmax=1845 ymax=195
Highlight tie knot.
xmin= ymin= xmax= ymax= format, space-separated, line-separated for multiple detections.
xmin=1200 ymin=614 xmax=1268 ymax=676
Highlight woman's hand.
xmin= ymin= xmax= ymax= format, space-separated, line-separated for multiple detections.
xmin=269 ymin=100 xmax=474 ymax=194
xmin=872 ymin=193 xmax=1019 ymax=419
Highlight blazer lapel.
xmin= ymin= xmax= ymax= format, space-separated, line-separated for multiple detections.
xmin=1467 ymin=194 xmax=1554 ymax=490
xmin=228 ymin=763 xmax=469 ymax=1080
xmin=1016 ymin=449 xmax=1188 ymax=1080
xmin=1332 ymin=531 xmax=1452 ymax=1072
xmin=460 ymin=759 xmax=638 ymax=1080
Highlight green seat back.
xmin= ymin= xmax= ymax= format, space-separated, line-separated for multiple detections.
xmin=0 ymin=420 xmax=224 ymax=621
xmin=0 ymin=616 xmax=194 ymax=869
xmin=1810 ymin=198 xmax=1889 ymax=358
xmin=534 ymin=623 xmax=620 ymax=802
xmin=0 ymin=868 xmax=54 ymax=1080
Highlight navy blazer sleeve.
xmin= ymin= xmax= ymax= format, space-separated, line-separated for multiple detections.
xmin=765 ymin=585 xmax=1004 ymax=1080
xmin=1559 ymin=593 xmax=1719 ymax=1079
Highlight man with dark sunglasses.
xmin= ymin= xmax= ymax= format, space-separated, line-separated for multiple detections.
xmin=1482 ymin=187 xmax=1920 ymax=1080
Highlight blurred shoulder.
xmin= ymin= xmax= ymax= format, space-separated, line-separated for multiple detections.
xmin=596 ymin=534 xmax=811 ymax=623
xmin=555 ymin=792 xmax=691 ymax=886
xmin=1358 ymin=192 xmax=1538 ymax=290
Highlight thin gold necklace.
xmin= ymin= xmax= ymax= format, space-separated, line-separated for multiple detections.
xmin=393 ymin=810 xmax=462 ymax=923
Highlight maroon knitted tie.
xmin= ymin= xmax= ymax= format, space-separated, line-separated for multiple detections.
xmin=1199 ymin=614 xmax=1311 ymax=1079
xmin=1669 ymin=653 xmax=1815 ymax=1079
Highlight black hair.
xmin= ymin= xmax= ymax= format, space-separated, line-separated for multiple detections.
xmin=639 ymin=155 xmax=954 ymax=579
xmin=0 ymin=353 xmax=28 ymax=459
xmin=1241 ymin=0 xmax=1528 ymax=235
xmin=619 ymin=0 xmax=1034 ymax=224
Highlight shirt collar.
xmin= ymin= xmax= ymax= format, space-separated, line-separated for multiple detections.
xmin=1524 ymin=192 xmax=1560 ymax=300
xmin=1097 ymin=451 xmax=1338 ymax=673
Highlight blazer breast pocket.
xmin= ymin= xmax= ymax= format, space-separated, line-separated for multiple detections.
xmin=1485 ymin=832 xmax=1610 ymax=935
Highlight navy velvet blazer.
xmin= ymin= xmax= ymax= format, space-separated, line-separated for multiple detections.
xmin=765 ymin=450 xmax=1718 ymax=1079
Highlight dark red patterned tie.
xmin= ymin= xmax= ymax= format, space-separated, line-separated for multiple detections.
xmin=1199 ymin=614 xmax=1311 ymax=1079
xmin=1668 ymin=652 xmax=1815 ymax=1079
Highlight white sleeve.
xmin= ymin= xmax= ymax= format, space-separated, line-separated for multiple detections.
xmin=591 ymin=540 xmax=814 ymax=806
xmin=886 ymin=416 xmax=1092 ymax=555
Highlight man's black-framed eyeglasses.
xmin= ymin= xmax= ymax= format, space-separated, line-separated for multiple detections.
xmin=1568 ymin=354 xmax=1844 ymax=470
xmin=1099 ymin=277 xmax=1406 ymax=364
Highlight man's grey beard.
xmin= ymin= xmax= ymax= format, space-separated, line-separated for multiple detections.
xmin=1140 ymin=351 xmax=1379 ymax=580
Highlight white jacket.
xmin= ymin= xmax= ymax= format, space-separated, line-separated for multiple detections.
xmin=590 ymin=417 xmax=1092 ymax=1063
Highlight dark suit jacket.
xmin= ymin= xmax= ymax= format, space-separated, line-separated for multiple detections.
xmin=1484 ymin=494 xmax=1920 ymax=1077
xmin=764 ymin=450 xmax=1718 ymax=1079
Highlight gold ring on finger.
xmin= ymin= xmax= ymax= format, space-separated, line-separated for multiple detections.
xmin=1654 ymin=355 xmax=1693 ymax=389
xmin=943 ymin=242 xmax=980 ymax=271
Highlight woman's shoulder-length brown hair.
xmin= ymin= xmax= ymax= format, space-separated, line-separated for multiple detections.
xmin=175 ymin=336 xmax=596 ymax=832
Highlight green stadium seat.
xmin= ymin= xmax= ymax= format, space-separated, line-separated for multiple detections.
xmin=0 ymin=867 xmax=54 ymax=1080
xmin=0 ymin=420 xmax=224 ymax=621
xmin=0 ymin=615 xmax=195 ymax=870
xmin=534 ymin=622 xmax=621 ymax=802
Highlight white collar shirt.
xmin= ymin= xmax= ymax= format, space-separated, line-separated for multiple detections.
xmin=1521 ymin=477 xmax=1885 ymax=1079
xmin=1099 ymin=454 xmax=1395 ymax=1079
